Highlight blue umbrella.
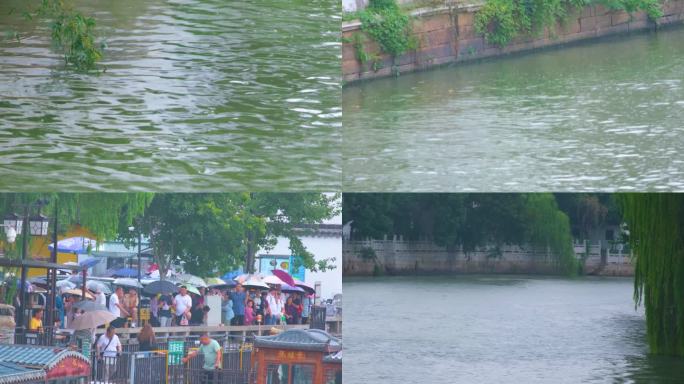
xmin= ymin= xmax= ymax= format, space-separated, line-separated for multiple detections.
xmin=48 ymin=236 xmax=96 ymax=254
xmin=79 ymin=257 xmax=100 ymax=269
xmin=221 ymin=268 xmax=244 ymax=282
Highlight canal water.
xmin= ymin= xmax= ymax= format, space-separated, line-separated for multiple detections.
xmin=344 ymin=276 xmax=684 ymax=383
xmin=0 ymin=0 xmax=340 ymax=191
xmin=343 ymin=27 xmax=684 ymax=191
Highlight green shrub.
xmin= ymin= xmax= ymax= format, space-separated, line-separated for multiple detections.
xmin=474 ymin=0 xmax=518 ymax=47
xmin=360 ymin=7 xmax=416 ymax=57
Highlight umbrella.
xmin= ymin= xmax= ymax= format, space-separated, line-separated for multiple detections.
xmin=205 ymin=277 xmax=225 ymax=286
xmin=271 ymin=270 xmax=296 ymax=287
xmin=56 ymin=280 xmax=76 ymax=290
xmin=73 ymin=301 xmax=107 ymax=312
xmin=177 ymin=274 xmax=207 ymax=288
xmin=111 ymin=268 xmax=138 ymax=278
xmin=113 ymin=278 xmax=143 ymax=288
xmin=143 ymin=280 xmax=178 ymax=295
xmin=79 ymin=257 xmax=101 ymax=269
xmin=63 ymin=289 xmax=94 ymax=299
xmin=263 ymin=275 xmax=285 ymax=286
xmin=242 ymin=279 xmax=269 ymax=290
xmin=281 ymin=283 xmax=305 ymax=294
xmin=293 ymin=279 xmax=315 ymax=294
xmin=29 ymin=277 xmax=48 ymax=286
xmin=184 ymin=284 xmax=201 ymax=295
xmin=69 ymin=310 xmax=115 ymax=330
xmin=15 ymin=280 xmax=33 ymax=292
xmin=86 ymin=281 xmax=111 ymax=294
xmin=49 ymin=236 xmax=96 ymax=254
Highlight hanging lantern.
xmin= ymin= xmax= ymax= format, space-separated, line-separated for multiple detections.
xmin=3 ymin=213 xmax=22 ymax=235
xmin=29 ymin=214 xmax=49 ymax=236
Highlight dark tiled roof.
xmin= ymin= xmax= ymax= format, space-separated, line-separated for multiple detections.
xmin=322 ymin=350 xmax=342 ymax=364
xmin=0 ymin=345 xmax=89 ymax=370
xmin=0 ymin=362 xmax=45 ymax=384
xmin=254 ymin=329 xmax=342 ymax=352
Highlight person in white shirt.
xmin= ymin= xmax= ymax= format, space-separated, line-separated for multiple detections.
xmin=174 ymin=286 xmax=193 ymax=325
xmin=96 ymin=326 xmax=122 ymax=381
xmin=95 ymin=288 xmax=106 ymax=307
xmin=266 ymin=289 xmax=283 ymax=325
xmin=109 ymin=287 xmax=129 ymax=328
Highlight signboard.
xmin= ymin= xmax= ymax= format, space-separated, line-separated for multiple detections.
xmin=258 ymin=255 xmax=305 ymax=281
xmin=139 ymin=308 xmax=150 ymax=321
xmin=167 ymin=340 xmax=184 ymax=365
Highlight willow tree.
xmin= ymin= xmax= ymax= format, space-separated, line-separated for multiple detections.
xmin=619 ymin=194 xmax=684 ymax=356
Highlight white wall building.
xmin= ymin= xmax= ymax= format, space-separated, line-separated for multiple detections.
xmin=257 ymin=210 xmax=342 ymax=301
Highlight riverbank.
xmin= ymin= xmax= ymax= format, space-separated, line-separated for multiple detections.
xmin=343 ymin=240 xmax=634 ymax=276
xmin=342 ymin=0 xmax=684 ymax=83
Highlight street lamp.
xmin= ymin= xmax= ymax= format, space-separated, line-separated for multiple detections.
xmin=29 ymin=215 xmax=49 ymax=236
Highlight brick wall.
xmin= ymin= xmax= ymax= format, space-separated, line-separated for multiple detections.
xmin=342 ymin=1 xmax=684 ymax=83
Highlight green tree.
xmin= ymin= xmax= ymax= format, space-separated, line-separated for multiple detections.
xmin=619 ymin=194 xmax=684 ymax=356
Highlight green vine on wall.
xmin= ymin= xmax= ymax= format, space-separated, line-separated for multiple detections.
xmin=349 ymin=0 xmax=418 ymax=74
xmin=474 ymin=0 xmax=663 ymax=47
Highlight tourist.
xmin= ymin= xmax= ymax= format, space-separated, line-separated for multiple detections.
xmin=221 ymin=291 xmax=234 ymax=325
xmin=149 ymin=294 xmax=159 ymax=326
xmin=109 ymin=286 xmax=130 ymax=328
xmin=94 ymin=287 xmax=106 ymax=307
xmin=301 ymin=293 xmax=311 ymax=324
xmin=244 ymin=299 xmax=255 ymax=325
xmin=174 ymin=286 xmax=193 ymax=326
xmin=158 ymin=291 xmax=173 ymax=327
xmin=257 ymin=291 xmax=269 ymax=324
xmin=96 ymin=326 xmax=122 ymax=381
xmin=284 ymin=296 xmax=297 ymax=324
xmin=29 ymin=308 xmax=43 ymax=332
xmin=292 ymin=294 xmax=303 ymax=324
xmin=182 ymin=333 xmax=222 ymax=384
xmin=137 ymin=324 xmax=156 ymax=351
xmin=190 ymin=302 xmax=210 ymax=326
xmin=55 ymin=294 xmax=65 ymax=328
xmin=266 ymin=289 xmax=283 ymax=325
xmin=230 ymin=284 xmax=246 ymax=326
xmin=124 ymin=288 xmax=139 ymax=327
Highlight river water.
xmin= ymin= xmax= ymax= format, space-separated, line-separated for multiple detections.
xmin=344 ymin=276 xmax=684 ymax=383
xmin=343 ymin=27 xmax=684 ymax=191
xmin=0 ymin=0 xmax=340 ymax=191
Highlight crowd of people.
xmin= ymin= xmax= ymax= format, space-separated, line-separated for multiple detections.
xmin=145 ymin=283 xmax=313 ymax=328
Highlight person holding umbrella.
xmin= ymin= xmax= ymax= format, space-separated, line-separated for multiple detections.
xmin=159 ymin=291 xmax=173 ymax=327
xmin=174 ymin=286 xmax=192 ymax=326
xmin=230 ymin=283 xmax=247 ymax=326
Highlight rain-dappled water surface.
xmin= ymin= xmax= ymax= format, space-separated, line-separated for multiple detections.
xmin=344 ymin=276 xmax=684 ymax=383
xmin=343 ymin=27 xmax=684 ymax=191
xmin=0 ymin=0 xmax=340 ymax=191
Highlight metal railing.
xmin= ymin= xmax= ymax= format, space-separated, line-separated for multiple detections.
xmin=90 ymin=348 xmax=254 ymax=384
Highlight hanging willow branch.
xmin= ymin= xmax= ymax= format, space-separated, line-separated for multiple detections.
xmin=619 ymin=194 xmax=684 ymax=356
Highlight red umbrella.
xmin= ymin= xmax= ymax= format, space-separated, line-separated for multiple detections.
xmin=271 ymin=269 xmax=296 ymax=286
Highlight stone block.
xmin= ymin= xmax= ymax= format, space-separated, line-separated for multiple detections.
xmin=612 ymin=11 xmax=631 ymax=26
xmin=342 ymin=59 xmax=361 ymax=76
xmin=596 ymin=14 xmax=613 ymax=29
xmin=458 ymin=24 xmax=477 ymax=39
xmin=342 ymin=44 xmax=357 ymax=61
xmin=628 ymin=19 xmax=652 ymax=32
xmin=580 ymin=16 xmax=597 ymax=31
xmin=414 ymin=14 xmax=453 ymax=33
xmin=418 ymin=43 xmax=456 ymax=61
xmin=457 ymin=11 xmax=474 ymax=27
xmin=420 ymin=29 xmax=454 ymax=47
xmin=594 ymin=4 xmax=609 ymax=16
xmin=559 ymin=18 xmax=582 ymax=35
xmin=457 ymin=37 xmax=485 ymax=57
xmin=599 ymin=22 xmax=629 ymax=36
xmin=580 ymin=6 xmax=594 ymax=18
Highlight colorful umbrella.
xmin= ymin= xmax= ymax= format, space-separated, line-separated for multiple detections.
xmin=242 ymin=279 xmax=269 ymax=290
xmin=111 ymin=268 xmax=138 ymax=278
xmin=184 ymin=284 xmax=201 ymax=295
xmin=271 ymin=270 xmax=296 ymax=286
xmin=263 ymin=275 xmax=285 ymax=286
xmin=177 ymin=274 xmax=207 ymax=288
xmin=281 ymin=283 xmax=305 ymax=293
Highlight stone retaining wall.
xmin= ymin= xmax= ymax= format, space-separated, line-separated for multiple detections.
xmin=342 ymin=0 xmax=684 ymax=83
xmin=343 ymin=240 xmax=634 ymax=276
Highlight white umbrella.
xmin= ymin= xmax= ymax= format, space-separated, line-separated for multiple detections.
xmin=263 ymin=275 xmax=284 ymax=285
xmin=69 ymin=310 xmax=116 ymax=330
xmin=113 ymin=278 xmax=143 ymax=288
xmin=56 ymin=280 xmax=76 ymax=290
xmin=178 ymin=274 xmax=207 ymax=288
xmin=242 ymin=278 xmax=269 ymax=290
xmin=184 ymin=284 xmax=201 ymax=295
xmin=86 ymin=280 xmax=111 ymax=294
